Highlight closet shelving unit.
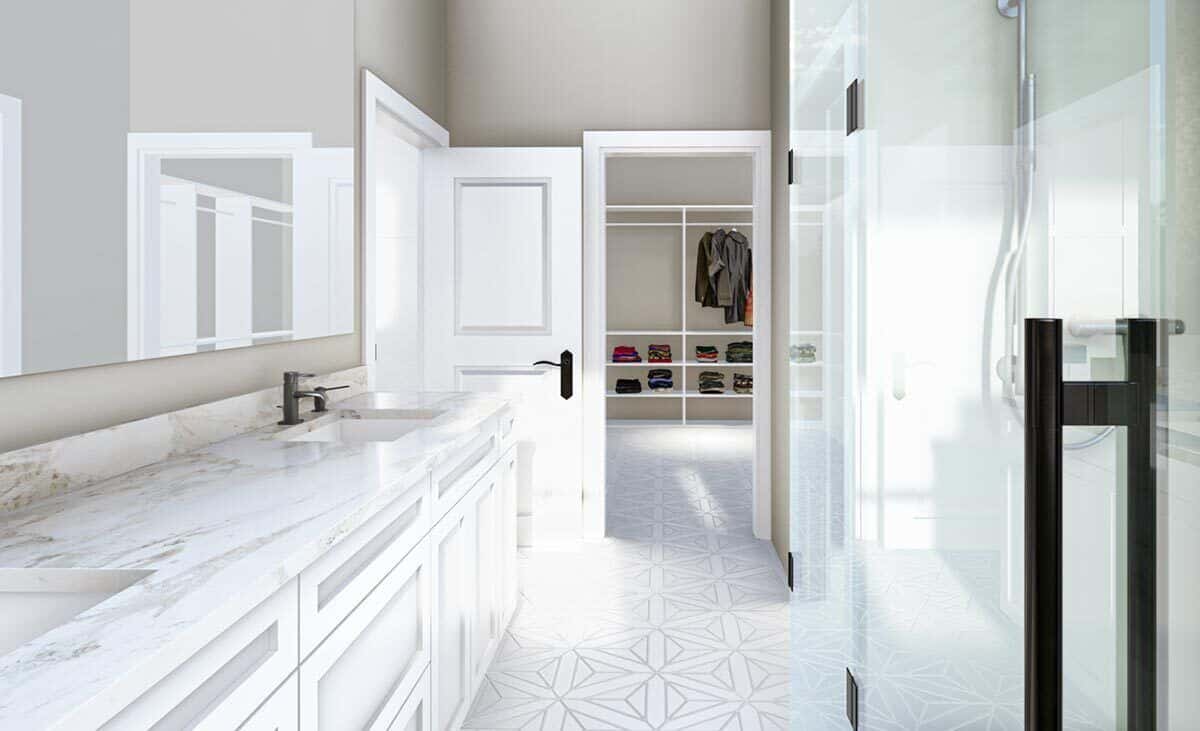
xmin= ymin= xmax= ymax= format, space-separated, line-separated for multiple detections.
xmin=604 ymin=203 xmax=757 ymax=418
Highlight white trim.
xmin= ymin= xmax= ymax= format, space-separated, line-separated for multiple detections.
xmin=361 ymin=69 xmax=449 ymax=388
xmin=0 ymin=93 xmax=21 ymax=377
xmin=583 ymin=130 xmax=773 ymax=541
xmin=125 ymin=132 xmax=312 ymax=361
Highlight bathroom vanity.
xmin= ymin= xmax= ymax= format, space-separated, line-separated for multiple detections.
xmin=0 ymin=391 xmax=518 ymax=730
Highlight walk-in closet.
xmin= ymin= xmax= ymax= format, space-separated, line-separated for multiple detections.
xmin=583 ymin=131 xmax=772 ymax=541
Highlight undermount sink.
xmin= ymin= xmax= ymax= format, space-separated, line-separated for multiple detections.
xmin=0 ymin=568 xmax=154 ymax=657
xmin=282 ymin=409 xmax=444 ymax=444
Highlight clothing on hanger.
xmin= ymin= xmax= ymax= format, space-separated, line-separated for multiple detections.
xmin=694 ymin=228 xmax=753 ymax=324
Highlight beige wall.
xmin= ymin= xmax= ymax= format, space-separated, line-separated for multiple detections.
xmin=0 ymin=1 xmax=446 ymax=454
xmin=445 ymin=0 xmax=770 ymax=147
xmin=769 ymin=0 xmax=790 ymax=566
xmin=357 ymin=0 xmax=447 ymax=126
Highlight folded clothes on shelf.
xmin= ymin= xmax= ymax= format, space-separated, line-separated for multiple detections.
xmin=697 ymin=370 xmax=725 ymax=394
xmin=695 ymin=345 xmax=719 ymax=362
xmin=647 ymin=343 xmax=673 ymax=363
xmin=791 ymin=343 xmax=817 ymax=363
xmin=612 ymin=345 xmax=642 ymax=363
xmin=614 ymin=378 xmax=643 ymax=394
xmin=733 ymin=373 xmax=753 ymax=394
xmin=725 ymin=341 xmax=753 ymax=363
xmin=647 ymin=368 xmax=674 ymax=392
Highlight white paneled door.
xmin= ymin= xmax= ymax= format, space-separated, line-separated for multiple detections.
xmin=422 ymin=148 xmax=582 ymax=546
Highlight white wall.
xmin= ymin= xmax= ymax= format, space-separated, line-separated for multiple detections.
xmin=446 ymin=0 xmax=769 ymax=147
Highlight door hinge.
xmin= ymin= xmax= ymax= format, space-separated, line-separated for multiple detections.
xmin=846 ymin=79 xmax=864 ymax=136
xmin=787 ymin=148 xmax=795 ymax=185
xmin=846 ymin=669 xmax=860 ymax=730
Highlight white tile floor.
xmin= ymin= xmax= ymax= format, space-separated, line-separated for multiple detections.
xmin=464 ymin=426 xmax=790 ymax=730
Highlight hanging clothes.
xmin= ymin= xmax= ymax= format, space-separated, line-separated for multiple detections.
xmin=694 ymin=228 xmax=753 ymax=324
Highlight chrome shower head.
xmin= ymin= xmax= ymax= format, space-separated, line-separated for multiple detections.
xmin=997 ymin=0 xmax=1020 ymax=18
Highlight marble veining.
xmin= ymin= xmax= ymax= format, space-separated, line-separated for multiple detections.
xmin=0 ymin=390 xmax=509 ymax=729
xmin=0 ymin=367 xmax=368 ymax=513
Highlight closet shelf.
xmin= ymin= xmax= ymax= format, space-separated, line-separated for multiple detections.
xmin=605 ymin=361 xmax=755 ymax=367
xmin=606 ymin=330 xmax=753 ymax=336
xmin=685 ymin=391 xmax=753 ymax=399
xmin=606 ymin=391 xmax=681 ymax=399
xmin=606 ymin=204 xmax=753 ymax=211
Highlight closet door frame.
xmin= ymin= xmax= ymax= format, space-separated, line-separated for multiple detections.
xmin=581 ymin=130 xmax=773 ymax=542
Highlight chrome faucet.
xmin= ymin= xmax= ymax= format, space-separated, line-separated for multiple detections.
xmin=279 ymin=372 xmax=349 ymax=425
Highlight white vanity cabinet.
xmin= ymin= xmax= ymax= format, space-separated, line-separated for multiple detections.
xmin=299 ymin=541 xmax=431 ymax=730
xmin=240 ymin=673 xmax=299 ymax=730
xmin=87 ymin=415 xmax=517 ymax=731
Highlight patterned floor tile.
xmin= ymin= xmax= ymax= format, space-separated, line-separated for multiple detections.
xmin=465 ymin=426 xmax=787 ymax=730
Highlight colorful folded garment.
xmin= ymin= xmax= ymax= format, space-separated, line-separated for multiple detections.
xmin=791 ymin=343 xmax=817 ymax=363
xmin=725 ymin=341 xmax=754 ymax=363
xmin=614 ymin=378 xmax=642 ymax=394
xmin=697 ymin=370 xmax=725 ymax=394
xmin=733 ymin=373 xmax=753 ymax=394
xmin=611 ymin=345 xmax=642 ymax=363
xmin=647 ymin=368 xmax=674 ymax=392
xmin=647 ymin=343 xmax=673 ymax=363
xmin=695 ymin=345 xmax=719 ymax=362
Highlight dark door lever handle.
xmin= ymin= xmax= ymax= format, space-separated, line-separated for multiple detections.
xmin=533 ymin=350 xmax=573 ymax=400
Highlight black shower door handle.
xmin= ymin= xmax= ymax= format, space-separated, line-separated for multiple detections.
xmin=1024 ymin=318 xmax=1157 ymax=731
xmin=533 ymin=349 xmax=573 ymax=400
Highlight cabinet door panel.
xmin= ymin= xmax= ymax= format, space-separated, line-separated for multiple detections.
xmin=469 ymin=469 xmax=500 ymax=687
xmin=299 ymin=543 xmax=431 ymax=731
xmin=431 ymin=501 xmax=472 ymax=731
xmin=499 ymin=447 xmax=519 ymax=626
xmin=386 ymin=668 xmax=430 ymax=731
xmin=239 ymin=673 xmax=298 ymax=731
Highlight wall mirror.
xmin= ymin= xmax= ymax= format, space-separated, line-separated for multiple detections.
xmin=0 ymin=1 xmax=355 ymax=377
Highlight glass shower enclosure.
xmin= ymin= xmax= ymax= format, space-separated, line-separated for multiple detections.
xmin=789 ymin=1 xmax=1198 ymax=728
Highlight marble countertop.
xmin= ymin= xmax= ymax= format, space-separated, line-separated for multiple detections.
xmin=0 ymin=391 xmax=510 ymax=729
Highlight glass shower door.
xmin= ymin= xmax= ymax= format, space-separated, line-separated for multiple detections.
xmin=788 ymin=1 xmax=1197 ymax=729
xmin=1026 ymin=2 xmax=1198 ymax=728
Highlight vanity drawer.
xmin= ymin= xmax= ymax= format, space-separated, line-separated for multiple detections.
xmin=299 ymin=541 xmax=431 ymax=731
xmin=299 ymin=473 xmax=431 ymax=658
xmin=100 ymin=579 xmax=299 ymax=731
xmin=430 ymin=419 xmax=498 ymax=521
xmin=497 ymin=407 xmax=517 ymax=452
